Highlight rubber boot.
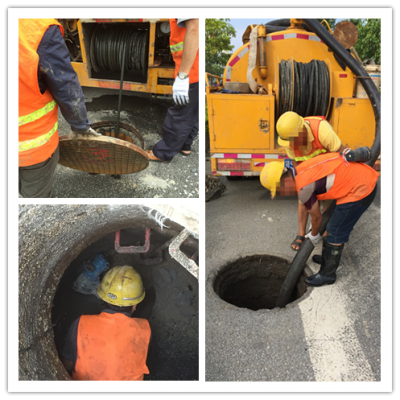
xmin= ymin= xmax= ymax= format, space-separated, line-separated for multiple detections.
xmin=312 ymin=254 xmax=322 ymax=264
xmin=306 ymin=239 xmax=344 ymax=287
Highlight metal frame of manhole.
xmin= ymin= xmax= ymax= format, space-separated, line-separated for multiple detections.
xmin=206 ymin=252 xmax=315 ymax=313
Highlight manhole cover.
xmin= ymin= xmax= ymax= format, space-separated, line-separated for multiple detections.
xmin=59 ymin=121 xmax=149 ymax=174
xmin=213 ymin=255 xmax=309 ymax=310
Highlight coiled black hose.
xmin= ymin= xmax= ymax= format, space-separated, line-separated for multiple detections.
xmin=279 ymin=59 xmax=330 ymax=119
xmin=90 ymin=25 xmax=148 ymax=75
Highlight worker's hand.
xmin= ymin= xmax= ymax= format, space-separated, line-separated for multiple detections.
xmin=305 ymin=232 xmax=322 ymax=246
xmin=172 ymin=76 xmax=190 ymax=106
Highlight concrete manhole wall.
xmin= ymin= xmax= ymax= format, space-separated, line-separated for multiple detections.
xmin=211 ymin=254 xmax=311 ymax=311
xmin=19 ymin=205 xmax=199 ymax=381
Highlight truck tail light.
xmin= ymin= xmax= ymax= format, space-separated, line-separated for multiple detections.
xmin=217 ymin=159 xmax=251 ymax=171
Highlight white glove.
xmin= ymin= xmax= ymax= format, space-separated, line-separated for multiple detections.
xmin=305 ymin=232 xmax=322 ymax=246
xmin=173 ymin=76 xmax=190 ymax=106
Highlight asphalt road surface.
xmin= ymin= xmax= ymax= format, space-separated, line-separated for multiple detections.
xmin=53 ymin=88 xmax=199 ymax=198
xmin=206 ymin=174 xmax=382 ymax=382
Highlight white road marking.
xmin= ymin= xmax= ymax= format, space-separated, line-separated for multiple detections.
xmin=299 ymin=280 xmax=375 ymax=381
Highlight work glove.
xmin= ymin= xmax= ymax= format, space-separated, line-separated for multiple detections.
xmin=172 ymin=76 xmax=190 ymax=106
xmin=305 ymin=232 xmax=322 ymax=246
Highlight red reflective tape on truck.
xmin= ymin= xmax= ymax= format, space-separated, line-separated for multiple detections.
xmin=211 ymin=153 xmax=288 ymax=159
xmin=267 ymin=33 xmax=323 ymax=43
xmin=223 ymin=153 xmax=238 ymax=158
xmin=226 ymin=45 xmax=250 ymax=81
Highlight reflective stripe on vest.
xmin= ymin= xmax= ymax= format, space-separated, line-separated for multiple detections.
xmin=19 ymin=121 xmax=58 ymax=152
xmin=170 ymin=41 xmax=184 ymax=53
xmin=19 ymin=100 xmax=57 ymax=127
xmin=19 ymin=19 xmax=62 ymax=166
xmin=295 ymin=147 xmax=327 ymax=162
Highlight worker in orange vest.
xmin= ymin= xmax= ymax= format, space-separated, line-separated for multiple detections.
xmin=19 ymin=19 xmax=99 ymax=198
xmin=146 ymin=18 xmax=199 ymax=163
xmin=260 ymin=149 xmax=378 ymax=286
xmin=62 ymin=266 xmax=151 ymax=380
xmin=276 ymin=111 xmax=346 ymax=251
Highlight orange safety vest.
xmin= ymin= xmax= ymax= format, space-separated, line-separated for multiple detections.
xmin=19 ymin=19 xmax=63 ymax=167
xmin=72 ymin=312 xmax=151 ymax=381
xmin=292 ymin=116 xmax=327 ymax=162
xmin=295 ymin=152 xmax=379 ymax=205
xmin=169 ymin=19 xmax=199 ymax=84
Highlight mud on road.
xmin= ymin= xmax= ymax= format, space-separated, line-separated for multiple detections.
xmin=54 ymin=88 xmax=199 ymax=198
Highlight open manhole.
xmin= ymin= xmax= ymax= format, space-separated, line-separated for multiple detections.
xmin=51 ymin=227 xmax=198 ymax=381
xmin=18 ymin=205 xmax=199 ymax=381
xmin=213 ymin=255 xmax=309 ymax=310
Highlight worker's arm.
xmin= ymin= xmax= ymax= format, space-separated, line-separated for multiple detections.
xmin=298 ymin=182 xmax=323 ymax=244
xmin=37 ymin=26 xmax=92 ymax=133
xmin=307 ymin=200 xmax=323 ymax=236
xmin=179 ymin=19 xmax=199 ymax=75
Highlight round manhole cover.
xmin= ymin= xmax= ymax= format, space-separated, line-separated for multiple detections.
xmin=59 ymin=121 xmax=149 ymax=175
xmin=213 ymin=255 xmax=310 ymax=310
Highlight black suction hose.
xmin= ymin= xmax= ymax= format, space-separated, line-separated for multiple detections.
xmin=276 ymin=19 xmax=381 ymax=308
xmin=303 ymin=19 xmax=381 ymax=167
xmin=275 ymin=200 xmax=336 ymax=308
xmin=116 ymin=41 xmax=127 ymax=137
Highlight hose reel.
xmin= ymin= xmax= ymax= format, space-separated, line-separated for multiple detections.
xmin=90 ymin=25 xmax=148 ymax=75
xmin=278 ymin=59 xmax=330 ymax=119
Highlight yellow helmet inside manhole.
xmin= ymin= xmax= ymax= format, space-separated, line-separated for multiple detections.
xmin=97 ymin=265 xmax=145 ymax=306
xmin=260 ymin=162 xmax=285 ymax=199
xmin=276 ymin=111 xmax=304 ymax=147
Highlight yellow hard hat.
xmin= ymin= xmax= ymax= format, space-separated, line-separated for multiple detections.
xmin=260 ymin=161 xmax=285 ymax=198
xmin=97 ymin=265 xmax=145 ymax=307
xmin=276 ymin=111 xmax=304 ymax=147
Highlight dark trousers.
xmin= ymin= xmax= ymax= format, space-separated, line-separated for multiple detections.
xmin=327 ymin=184 xmax=378 ymax=244
xmin=153 ymin=82 xmax=199 ymax=161
xmin=19 ymin=145 xmax=59 ymax=198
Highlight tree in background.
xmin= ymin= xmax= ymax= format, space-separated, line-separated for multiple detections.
xmin=206 ymin=18 xmax=236 ymax=76
xmin=353 ymin=19 xmax=381 ymax=64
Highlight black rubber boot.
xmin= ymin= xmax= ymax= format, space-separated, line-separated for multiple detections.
xmin=306 ymin=239 xmax=344 ymax=287
xmin=312 ymin=254 xmax=322 ymax=264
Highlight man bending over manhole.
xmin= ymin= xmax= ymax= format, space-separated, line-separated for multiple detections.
xmin=62 ymin=265 xmax=151 ymax=380
xmin=260 ymin=148 xmax=379 ymax=287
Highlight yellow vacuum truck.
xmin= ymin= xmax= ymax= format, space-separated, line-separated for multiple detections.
xmin=206 ymin=19 xmax=381 ymax=182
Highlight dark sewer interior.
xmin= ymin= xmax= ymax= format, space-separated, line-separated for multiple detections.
xmin=52 ymin=227 xmax=199 ymax=381
xmin=213 ymin=255 xmax=308 ymax=310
